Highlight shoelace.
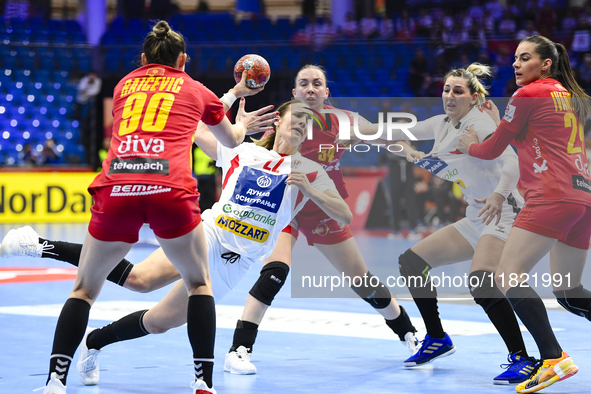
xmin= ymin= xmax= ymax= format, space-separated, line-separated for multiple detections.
xmin=80 ymin=351 xmax=98 ymax=372
xmin=235 ymin=347 xmax=251 ymax=361
xmin=500 ymin=352 xmax=536 ymax=371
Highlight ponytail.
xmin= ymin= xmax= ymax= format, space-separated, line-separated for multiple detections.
xmin=522 ymin=35 xmax=591 ymax=121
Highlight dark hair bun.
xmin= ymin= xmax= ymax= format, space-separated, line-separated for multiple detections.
xmin=152 ymin=20 xmax=170 ymax=39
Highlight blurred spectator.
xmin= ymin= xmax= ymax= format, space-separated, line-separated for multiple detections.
xmin=18 ymin=143 xmax=38 ymax=166
xmin=76 ymin=72 xmax=102 ymax=120
xmin=196 ymin=0 xmax=209 ymax=11
xmin=577 ymin=53 xmax=591 ymax=93
xmin=482 ymin=10 xmax=496 ymax=36
xmin=442 ymin=9 xmax=454 ymax=31
xmin=360 ymin=10 xmax=379 ymax=39
xmin=572 ymin=18 xmax=591 ymax=55
xmin=535 ymin=2 xmax=557 ymax=37
xmin=395 ymin=10 xmax=415 ymax=40
xmin=484 ymin=0 xmax=505 ymax=21
xmin=302 ymin=0 xmax=315 ymax=18
xmin=416 ymin=8 xmax=433 ymax=37
xmin=505 ymin=0 xmax=523 ymax=17
xmin=378 ymin=14 xmax=394 ymax=39
xmin=98 ymin=137 xmax=111 ymax=169
xmin=316 ymin=16 xmax=337 ymax=48
xmin=416 ymin=75 xmax=438 ymax=97
xmin=504 ymin=77 xmax=519 ymax=96
xmin=193 ymin=146 xmax=218 ymax=211
xmin=415 ymin=175 xmax=463 ymax=228
xmin=38 ymin=138 xmax=62 ymax=165
xmin=462 ymin=20 xmax=487 ymax=51
xmin=499 ymin=10 xmax=517 ymax=36
xmin=342 ymin=12 xmax=359 ymax=39
xmin=149 ymin=0 xmax=179 ymax=20
xmin=561 ymin=9 xmax=577 ymax=34
xmin=515 ymin=20 xmax=539 ymax=40
xmin=408 ymin=48 xmax=429 ymax=95
xmin=467 ymin=0 xmax=485 ymax=23
xmin=76 ymin=72 xmax=102 ymax=167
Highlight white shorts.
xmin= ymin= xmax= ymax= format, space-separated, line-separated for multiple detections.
xmin=202 ymin=212 xmax=260 ymax=301
xmin=452 ymin=204 xmax=518 ymax=251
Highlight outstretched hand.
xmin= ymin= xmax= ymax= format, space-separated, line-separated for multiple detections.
xmin=236 ymin=98 xmax=278 ymax=135
xmin=481 ymin=100 xmax=501 ymax=127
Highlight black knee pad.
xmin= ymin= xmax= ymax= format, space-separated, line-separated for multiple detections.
xmin=469 ymin=270 xmax=504 ymax=312
xmin=249 ymin=261 xmax=289 ymax=306
xmin=553 ymin=285 xmax=591 ymax=321
xmin=398 ymin=249 xmax=431 ymax=289
xmin=351 ymin=271 xmax=392 ymax=309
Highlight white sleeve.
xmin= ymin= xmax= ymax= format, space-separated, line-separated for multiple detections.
xmin=493 ymin=147 xmax=520 ymax=198
xmin=311 ymin=167 xmax=339 ymax=195
xmin=404 ymin=116 xmax=439 ymax=140
xmin=465 ymin=110 xmax=497 ymax=142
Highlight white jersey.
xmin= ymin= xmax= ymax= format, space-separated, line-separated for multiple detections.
xmin=207 ymin=142 xmax=337 ymax=261
xmin=408 ymin=105 xmax=524 ymax=218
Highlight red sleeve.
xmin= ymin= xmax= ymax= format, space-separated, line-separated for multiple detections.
xmin=468 ymin=122 xmax=517 ymax=160
xmin=199 ymin=85 xmax=226 ymax=126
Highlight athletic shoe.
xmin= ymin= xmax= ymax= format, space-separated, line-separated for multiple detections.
xmin=223 ymin=346 xmax=257 ymax=375
xmin=493 ymin=352 xmax=537 ymax=385
xmin=404 ymin=331 xmax=421 ymax=354
xmin=77 ymin=327 xmax=100 ymax=386
xmin=0 ymin=226 xmax=50 ymax=258
xmin=516 ymin=352 xmax=578 ymax=393
xmin=403 ymin=333 xmax=456 ymax=367
xmin=42 ymin=372 xmax=66 ymax=394
xmin=190 ymin=379 xmax=217 ymax=394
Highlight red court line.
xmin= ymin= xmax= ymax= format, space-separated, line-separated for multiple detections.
xmin=0 ymin=267 xmax=78 ymax=284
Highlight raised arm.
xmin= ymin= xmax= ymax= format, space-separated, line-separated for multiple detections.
xmin=288 ymin=171 xmax=352 ymax=224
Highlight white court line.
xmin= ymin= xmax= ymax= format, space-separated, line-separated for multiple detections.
xmin=0 ymin=301 xmax=563 ymax=339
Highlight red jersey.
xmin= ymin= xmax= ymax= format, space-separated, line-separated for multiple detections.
xmin=91 ymin=65 xmax=225 ymax=193
xmin=492 ymin=78 xmax=591 ymax=206
xmin=298 ymin=104 xmax=353 ymax=215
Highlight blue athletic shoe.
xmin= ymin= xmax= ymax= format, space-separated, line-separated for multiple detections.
xmin=403 ymin=333 xmax=456 ymax=367
xmin=493 ymin=352 xmax=537 ymax=385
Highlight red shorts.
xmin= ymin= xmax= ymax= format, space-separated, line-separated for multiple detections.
xmin=88 ymin=184 xmax=201 ymax=243
xmin=288 ymin=212 xmax=353 ymax=246
xmin=514 ymin=202 xmax=591 ymax=249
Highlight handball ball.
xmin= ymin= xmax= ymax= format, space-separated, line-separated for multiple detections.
xmin=234 ymin=54 xmax=271 ymax=89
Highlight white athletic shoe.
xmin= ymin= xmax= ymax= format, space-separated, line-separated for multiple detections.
xmin=42 ymin=372 xmax=67 ymax=394
xmin=77 ymin=327 xmax=100 ymax=386
xmin=190 ymin=378 xmax=217 ymax=394
xmin=0 ymin=226 xmax=50 ymax=258
xmin=223 ymin=346 xmax=257 ymax=375
xmin=404 ymin=332 xmax=421 ymax=354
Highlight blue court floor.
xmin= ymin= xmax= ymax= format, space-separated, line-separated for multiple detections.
xmin=0 ymin=223 xmax=590 ymax=394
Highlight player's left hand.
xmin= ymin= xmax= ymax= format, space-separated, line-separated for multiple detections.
xmin=231 ymin=71 xmax=265 ymax=98
xmin=457 ymin=126 xmax=479 ymax=154
xmin=286 ymin=171 xmax=315 ymax=198
xmin=474 ymin=192 xmax=505 ymax=225
xmin=236 ymin=98 xmax=277 ymax=135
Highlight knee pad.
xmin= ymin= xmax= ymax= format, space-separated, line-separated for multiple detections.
xmin=469 ymin=270 xmax=504 ymax=313
xmin=553 ymin=285 xmax=591 ymax=321
xmin=249 ymin=261 xmax=289 ymax=306
xmin=351 ymin=271 xmax=392 ymax=309
xmin=398 ymin=249 xmax=431 ymax=289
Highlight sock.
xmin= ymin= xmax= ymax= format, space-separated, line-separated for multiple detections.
xmin=507 ymin=285 xmax=562 ymax=360
xmin=87 ymin=310 xmax=149 ymax=350
xmin=188 ymin=295 xmax=215 ymax=388
xmin=230 ymin=320 xmax=259 ymax=352
xmin=47 ymin=298 xmax=91 ymax=386
xmin=385 ymin=306 xmax=417 ymax=341
xmin=409 ymin=284 xmax=445 ymax=339
xmin=482 ymin=299 xmax=529 ymax=358
xmin=38 ymin=238 xmax=133 ymax=287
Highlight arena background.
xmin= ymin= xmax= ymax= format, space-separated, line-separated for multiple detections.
xmin=1 ymin=1 xmax=591 ymax=393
